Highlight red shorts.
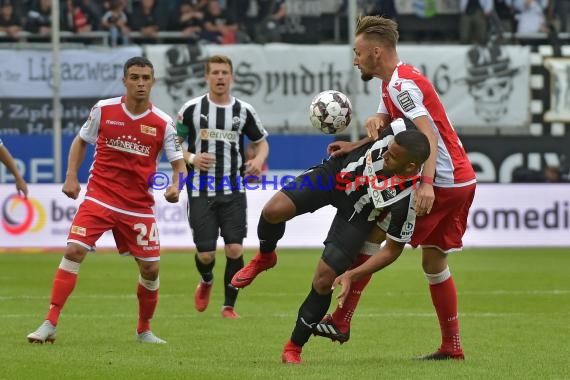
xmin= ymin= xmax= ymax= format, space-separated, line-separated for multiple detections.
xmin=410 ymin=183 xmax=476 ymax=253
xmin=67 ymin=199 xmax=160 ymax=261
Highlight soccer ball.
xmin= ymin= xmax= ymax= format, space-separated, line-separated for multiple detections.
xmin=309 ymin=90 xmax=353 ymax=134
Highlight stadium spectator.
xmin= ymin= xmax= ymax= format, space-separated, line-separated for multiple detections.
xmin=101 ymin=0 xmax=130 ymax=46
xmin=62 ymin=0 xmax=101 ymax=33
xmin=459 ymin=0 xmax=494 ymax=44
xmin=313 ymin=16 xmax=476 ymax=361
xmin=508 ymin=0 xmax=549 ymax=34
xmin=0 ymin=138 xmax=28 ymax=198
xmin=172 ymin=0 xmax=204 ymax=41
xmin=26 ymin=56 xmax=187 ymax=345
xmin=231 ymin=119 xmax=430 ymax=364
xmin=201 ymin=0 xmax=239 ymax=44
xmin=0 ymin=0 xmax=22 ymax=41
xmin=549 ymin=0 xmax=570 ymax=33
xmin=129 ymin=0 xmax=163 ymax=42
xmin=176 ymin=55 xmax=269 ymax=319
xmin=26 ymin=0 xmax=67 ymax=35
xmin=252 ymin=0 xmax=286 ymax=43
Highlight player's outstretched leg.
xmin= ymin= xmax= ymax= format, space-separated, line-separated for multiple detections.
xmin=313 ymin=251 xmax=374 ymax=343
xmin=27 ymin=321 xmax=56 ymax=344
xmin=231 ymin=213 xmax=284 ymax=288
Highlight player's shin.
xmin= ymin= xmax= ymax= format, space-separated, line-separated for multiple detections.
xmin=137 ymin=275 xmax=159 ymax=334
xmin=224 ymin=256 xmax=244 ymax=306
xmin=46 ymin=257 xmax=80 ymax=326
xmin=426 ymin=267 xmax=462 ymax=354
xmin=291 ymin=286 xmax=332 ymax=346
xmin=257 ymin=214 xmax=285 ymax=254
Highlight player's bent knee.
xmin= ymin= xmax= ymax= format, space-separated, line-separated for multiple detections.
xmin=312 ymin=260 xmax=338 ymax=294
xmin=63 ymin=243 xmax=88 ymax=263
xmin=262 ymin=192 xmax=296 ymax=223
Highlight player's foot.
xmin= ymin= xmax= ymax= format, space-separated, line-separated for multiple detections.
xmin=231 ymin=251 xmax=277 ymax=288
xmin=281 ymin=339 xmax=302 ymax=364
xmin=221 ymin=306 xmax=240 ymax=319
xmin=27 ymin=320 xmax=56 ymax=344
xmin=417 ymin=349 xmax=465 ymax=360
xmin=194 ymin=280 xmax=213 ymax=312
xmin=137 ymin=330 xmax=167 ymax=344
xmin=313 ymin=314 xmax=350 ymax=344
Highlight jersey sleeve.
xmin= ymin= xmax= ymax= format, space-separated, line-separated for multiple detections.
xmin=164 ymin=118 xmax=184 ymax=163
xmin=388 ymin=79 xmax=428 ymax=120
xmin=377 ymin=91 xmax=388 ymax=114
xmin=243 ymin=105 xmax=268 ymax=142
xmin=385 ymin=192 xmax=417 ymax=243
xmin=176 ymin=104 xmax=197 ymax=153
xmin=79 ymin=103 xmax=102 ymax=144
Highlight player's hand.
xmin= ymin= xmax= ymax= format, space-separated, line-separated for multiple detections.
xmin=194 ymin=152 xmax=216 ymax=171
xmin=244 ymin=158 xmax=263 ymax=176
xmin=164 ymin=185 xmax=180 ymax=203
xmin=326 ymin=140 xmax=353 ymax=158
xmin=15 ymin=178 xmax=28 ymax=199
xmin=62 ymin=175 xmax=81 ymax=200
xmin=415 ymin=183 xmax=435 ymax=216
xmin=332 ymin=271 xmax=353 ymax=309
xmin=365 ymin=115 xmax=386 ymax=139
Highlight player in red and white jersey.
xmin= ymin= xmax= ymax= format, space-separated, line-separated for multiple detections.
xmin=27 ymin=57 xmax=187 ymax=345
xmin=315 ymin=16 xmax=476 ymax=360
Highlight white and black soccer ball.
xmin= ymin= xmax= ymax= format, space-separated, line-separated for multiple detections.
xmin=309 ymin=90 xmax=353 ymax=134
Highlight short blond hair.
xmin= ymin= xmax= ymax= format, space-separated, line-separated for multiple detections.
xmin=206 ymin=55 xmax=233 ymax=74
xmin=355 ymin=16 xmax=399 ymax=48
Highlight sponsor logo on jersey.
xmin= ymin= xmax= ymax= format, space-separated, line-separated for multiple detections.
xmin=396 ymin=91 xmax=415 ymax=112
xmin=105 ymin=120 xmax=126 ymax=126
xmin=106 ymin=136 xmax=151 ymax=156
xmin=140 ymin=124 xmax=157 ymax=136
xmin=200 ymin=129 xmax=238 ymax=143
xmin=71 ymin=225 xmax=87 ymax=236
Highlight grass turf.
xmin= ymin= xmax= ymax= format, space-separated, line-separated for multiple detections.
xmin=0 ymin=248 xmax=568 ymax=379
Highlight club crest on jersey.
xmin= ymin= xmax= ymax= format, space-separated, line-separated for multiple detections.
xmin=71 ymin=225 xmax=87 ymax=236
xmin=397 ymin=91 xmax=415 ymax=112
xmin=393 ymin=81 xmax=403 ymax=92
xmin=140 ymin=125 xmax=157 ymax=136
xmin=232 ymin=116 xmax=241 ymax=130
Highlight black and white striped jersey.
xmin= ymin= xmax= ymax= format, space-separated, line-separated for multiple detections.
xmin=337 ymin=118 xmax=418 ymax=242
xmin=176 ymin=94 xmax=268 ymax=197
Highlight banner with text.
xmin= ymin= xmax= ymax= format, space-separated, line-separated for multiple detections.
xmin=1 ymin=184 xmax=568 ymax=249
xmin=145 ymin=43 xmax=530 ymax=130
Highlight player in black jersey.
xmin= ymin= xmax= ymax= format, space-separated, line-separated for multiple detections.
xmin=231 ymin=118 xmax=429 ymax=363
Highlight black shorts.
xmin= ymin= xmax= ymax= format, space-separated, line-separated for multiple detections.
xmin=321 ymin=212 xmax=374 ymax=275
xmin=280 ymin=157 xmax=350 ymax=216
xmin=188 ymin=192 xmax=247 ymax=252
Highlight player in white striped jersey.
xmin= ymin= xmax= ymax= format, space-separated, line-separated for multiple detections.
xmin=176 ymin=55 xmax=269 ymax=319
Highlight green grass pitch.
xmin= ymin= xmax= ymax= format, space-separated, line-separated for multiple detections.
xmin=1 ymin=248 xmax=568 ymax=379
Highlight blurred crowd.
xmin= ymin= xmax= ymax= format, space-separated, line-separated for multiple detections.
xmin=0 ymin=0 xmax=569 ymax=46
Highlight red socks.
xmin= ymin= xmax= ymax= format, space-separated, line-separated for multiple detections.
xmin=46 ymin=268 xmax=78 ymax=326
xmin=331 ymin=254 xmax=372 ymax=332
xmin=429 ymin=276 xmax=462 ymax=354
xmin=137 ymin=284 xmax=158 ymax=334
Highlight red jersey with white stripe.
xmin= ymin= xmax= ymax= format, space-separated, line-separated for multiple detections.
xmin=378 ymin=62 xmax=476 ymax=187
xmin=79 ymin=96 xmax=183 ymax=214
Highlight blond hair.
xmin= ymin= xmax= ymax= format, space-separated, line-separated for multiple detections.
xmin=355 ymin=16 xmax=399 ymax=48
xmin=206 ymin=55 xmax=233 ymax=74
